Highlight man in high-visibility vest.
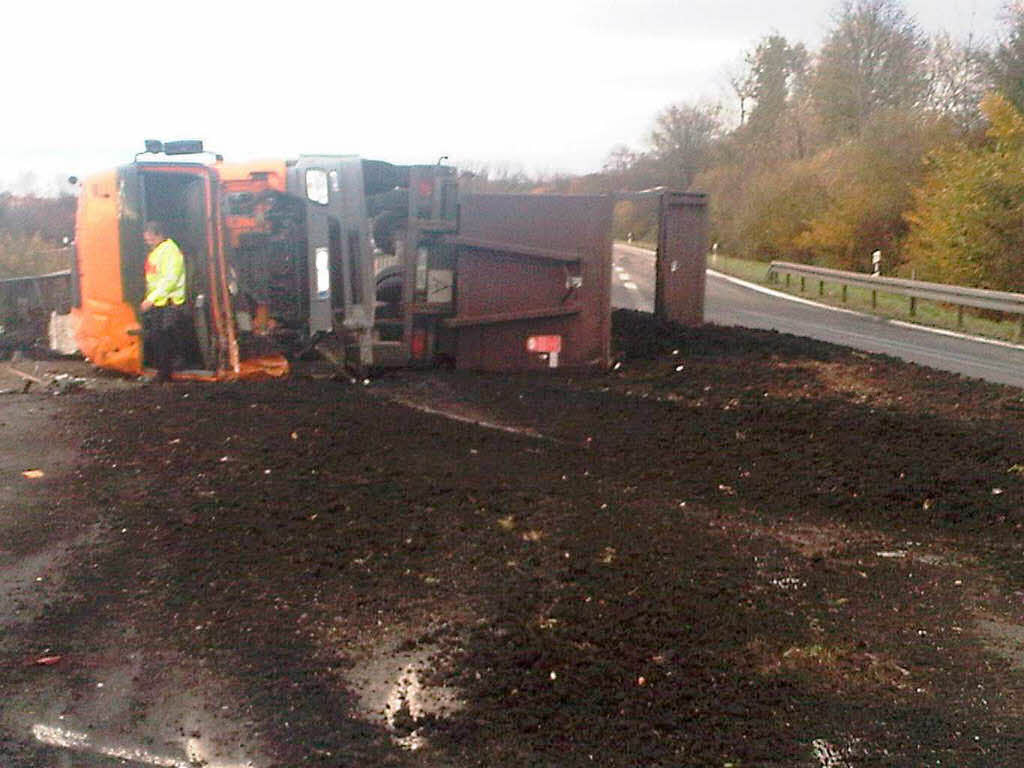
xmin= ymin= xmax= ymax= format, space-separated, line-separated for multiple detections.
xmin=140 ymin=221 xmax=187 ymax=382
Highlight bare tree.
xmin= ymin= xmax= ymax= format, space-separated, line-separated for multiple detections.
xmin=991 ymin=4 xmax=1024 ymax=112
xmin=725 ymin=61 xmax=757 ymax=126
xmin=812 ymin=0 xmax=930 ymax=137
xmin=928 ymin=32 xmax=992 ymax=134
xmin=602 ymin=144 xmax=639 ymax=174
xmin=648 ymin=102 xmax=723 ymax=189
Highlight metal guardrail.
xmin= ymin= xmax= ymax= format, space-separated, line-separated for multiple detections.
xmin=0 ymin=269 xmax=72 ymax=285
xmin=767 ymin=261 xmax=1024 ymax=338
xmin=0 ymin=269 xmax=73 ymax=323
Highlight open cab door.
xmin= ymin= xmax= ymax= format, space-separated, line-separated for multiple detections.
xmin=73 ymin=161 xmax=243 ymax=378
xmin=126 ymin=162 xmax=242 ymax=378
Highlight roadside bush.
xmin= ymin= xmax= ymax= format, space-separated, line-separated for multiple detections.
xmin=792 ymin=110 xmax=944 ymax=272
xmin=613 ymin=199 xmax=659 ymax=243
xmin=903 ymin=94 xmax=1024 ymax=290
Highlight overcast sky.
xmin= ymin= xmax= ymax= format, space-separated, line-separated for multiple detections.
xmin=1 ymin=0 xmax=1010 ymax=192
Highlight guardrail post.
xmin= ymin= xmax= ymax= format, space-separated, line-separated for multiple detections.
xmin=819 ymin=280 xmax=825 ymax=297
xmin=872 ymin=290 xmax=877 ymax=309
xmin=957 ymin=306 xmax=964 ymax=329
xmin=1017 ymin=315 xmax=1024 ymax=343
xmin=786 ymin=274 xmax=791 ymax=288
xmin=800 ymin=276 xmax=806 ymax=292
xmin=909 ymin=297 xmax=917 ymax=317
xmin=842 ymin=285 xmax=848 ymax=303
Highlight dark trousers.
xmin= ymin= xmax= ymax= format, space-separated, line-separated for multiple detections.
xmin=144 ymin=304 xmax=186 ymax=381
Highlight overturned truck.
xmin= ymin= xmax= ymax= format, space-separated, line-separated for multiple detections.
xmin=51 ymin=141 xmax=707 ymax=378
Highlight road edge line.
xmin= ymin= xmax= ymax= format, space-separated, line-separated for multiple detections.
xmin=706 ymin=269 xmax=1024 ymax=352
xmin=616 ymin=244 xmax=1024 ymax=352
xmin=707 ymin=269 xmax=868 ymax=317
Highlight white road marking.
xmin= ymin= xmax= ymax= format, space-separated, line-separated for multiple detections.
xmin=614 ymin=244 xmax=1024 ymax=382
xmin=889 ymin=318 xmax=1024 ymax=351
xmin=32 ymin=725 xmax=90 ymax=750
xmin=708 ymin=269 xmax=1024 ymax=351
xmin=32 ymin=724 xmax=254 ymax=768
xmin=708 ymin=269 xmax=866 ymax=317
xmin=725 ymin=304 xmax=1023 ymax=378
xmin=624 ymin=282 xmax=639 ymax=292
xmin=618 ymin=271 xmax=632 ymax=281
xmin=726 ymin=304 xmax=1024 ymax=377
xmin=616 ymin=244 xmax=1024 ymax=353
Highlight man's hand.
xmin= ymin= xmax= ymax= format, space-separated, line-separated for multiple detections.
xmin=140 ymin=299 xmax=154 ymax=313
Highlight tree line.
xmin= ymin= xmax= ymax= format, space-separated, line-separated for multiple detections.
xmin=5 ymin=1 xmax=1023 ymax=291
xmin=594 ymin=0 xmax=1024 ymax=291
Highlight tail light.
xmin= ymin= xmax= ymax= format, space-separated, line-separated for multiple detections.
xmin=415 ymin=178 xmax=435 ymax=218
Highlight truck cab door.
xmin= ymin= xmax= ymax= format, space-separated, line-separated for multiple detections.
xmin=288 ymin=160 xmax=334 ymax=337
xmin=288 ymin=156 xmax=376 ymax=355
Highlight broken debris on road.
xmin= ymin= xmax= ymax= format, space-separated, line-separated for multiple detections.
xmin=1 ymin=310 xmax=1023 ymax=767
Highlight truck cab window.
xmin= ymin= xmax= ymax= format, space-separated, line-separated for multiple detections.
xmin=305 ymin=169 xmax=329 ymax=205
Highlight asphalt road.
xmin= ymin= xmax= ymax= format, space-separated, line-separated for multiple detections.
xmin=613 ymin=243 xmax=1024 ymax=388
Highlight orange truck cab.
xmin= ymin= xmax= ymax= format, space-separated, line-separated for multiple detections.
xmin=71 ymin=140 xmax=458 ymax=379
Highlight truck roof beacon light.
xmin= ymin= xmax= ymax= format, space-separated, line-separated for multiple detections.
xmin=163 ymin=140 xmax=204 ymax=156
xmin=144 ymin=139 xmax=164 ymax=154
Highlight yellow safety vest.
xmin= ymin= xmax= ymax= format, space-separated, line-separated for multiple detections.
xmin=144 ymin=238 xmax=186 ymax=307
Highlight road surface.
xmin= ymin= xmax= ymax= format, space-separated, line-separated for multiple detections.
xmin=613 ymin=243 xmax=1024 ymax=388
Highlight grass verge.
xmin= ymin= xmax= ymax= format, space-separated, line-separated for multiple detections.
xmin=706 ymin=252 xmax=1024 ymax=345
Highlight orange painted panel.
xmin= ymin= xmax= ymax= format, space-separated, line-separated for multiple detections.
xmin=72 ymin=299 xmax=142 ymax=375
xmin=216 ymin=160 xmax=288 ymax=191
xmin=73 ymin=169 xmax=144 ymax=374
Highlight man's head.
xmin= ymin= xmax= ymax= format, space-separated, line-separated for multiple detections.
xmin=143 ymin=221 xmax=167 ymax=248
